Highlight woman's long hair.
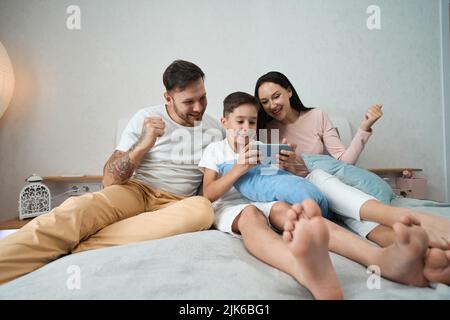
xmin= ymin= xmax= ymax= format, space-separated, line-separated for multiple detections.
xmin=254 ymin=71 xmax=313 ymax=131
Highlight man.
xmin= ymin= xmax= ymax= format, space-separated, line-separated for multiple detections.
xmin=0 ymin=60 xmax=223 ymax=284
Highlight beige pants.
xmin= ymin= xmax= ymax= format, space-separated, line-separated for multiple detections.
xmin=0 ymin=179 xmax=214 ymax=284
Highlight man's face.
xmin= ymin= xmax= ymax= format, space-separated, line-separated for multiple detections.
xmin=165 ymin=78 xmax=207 ymax=126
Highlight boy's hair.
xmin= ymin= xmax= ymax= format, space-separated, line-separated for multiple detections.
xmin=223 ymin=92 xmax=259 ymax=117
xmin=163 ymin=60 xmax=205 ymax=92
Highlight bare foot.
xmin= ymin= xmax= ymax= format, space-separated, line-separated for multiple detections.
xmin=283 ymin=199 xmax=343 ymax=300
xmin=373 ymin=215 xmax=429 ymax=287
xmin=408 ymin=211 xmax=450 ymax=250
xmin=424 ymin=248 xmax=450 ymax=285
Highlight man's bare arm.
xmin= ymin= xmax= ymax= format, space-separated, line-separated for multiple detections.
xmin=102 ymin=144 xmax=147 ymax=187
xmin=102 ymin=116 xmax=166 ymax=187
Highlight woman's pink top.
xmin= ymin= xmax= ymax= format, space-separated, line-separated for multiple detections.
xmin=266 ymin=108 xmax=372 ymax=173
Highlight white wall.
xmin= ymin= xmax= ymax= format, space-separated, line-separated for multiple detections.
xmin=0 ymin=0 xmax=447 ymax=219
xmin=442 ymin=0 xmax=450 ymax=201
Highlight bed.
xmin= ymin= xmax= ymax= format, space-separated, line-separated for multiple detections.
xmin=1 ymin=117 xmax=449 ymax=299
xmin=0 ymin=196 xmax=449 ymax=300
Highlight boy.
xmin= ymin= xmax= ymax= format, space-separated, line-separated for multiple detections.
xmin=198 ymin=92 xmax=343 ymax=300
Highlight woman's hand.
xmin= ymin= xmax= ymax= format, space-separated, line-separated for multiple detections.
xmin=359 ymin=104 xmax=383 ymax=132
xmin=276 ymin=138 xmax=308 ymax=176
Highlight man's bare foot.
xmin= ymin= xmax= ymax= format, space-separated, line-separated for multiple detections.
xmin=424 ymin=248 xmax=450 ymax=284
xmin=283 ymin=199 xmax=343 ymax=300
xmin=373 ymin=215 xmax=429 ymax=287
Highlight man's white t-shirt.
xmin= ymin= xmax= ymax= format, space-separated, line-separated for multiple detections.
xmin=116 ymin=105 xmax=223 ymax=196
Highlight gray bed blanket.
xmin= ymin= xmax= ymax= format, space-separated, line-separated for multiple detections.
xmin=1 ymin=197 xmax=449 ymax=300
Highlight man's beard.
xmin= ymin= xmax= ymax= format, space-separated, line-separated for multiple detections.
xmin=173 ymin=101 xmax=204 ymax=126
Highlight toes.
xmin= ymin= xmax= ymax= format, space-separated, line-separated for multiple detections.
xmin=286 ymin=209 xmax=298 ymax=222
xmin=410 ymin=215 xmax=422 ymax=226
xmin=399 ymin=215 xmax=411 ymax=226
xmin=393 ymin=222 xmax=410 ymax=245
xmin=439 ymin=237 xmax=449 ymax=250
xmin=283 ymin=230 xmax=293 ymax=242
xmin=442 ymin=237 xmax=450 ymax=251
xmin=301 ymin=199 xmax=322 ymax=219
xmin=291 ymin=203 xmax=303 ymax=216
xmin=443 ymin=237 xmax=450 ymax=250
xmin=399 ymin=214 xmax=422 ymax=227
xmin=284 ymin=220 xmax=295 ymax=232
xmin=425 ymin=248 xmax=448 ymax=269
xmin=429 ymin=235 xmax=449 ymax=250
xmin=429 ymin=237 xmax=448 ymax=250
xmin=400 ymin=215 xmax=416 ymax=226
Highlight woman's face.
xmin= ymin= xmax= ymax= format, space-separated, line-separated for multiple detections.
xmin=257 ymin=82 xmax=293 ymax=122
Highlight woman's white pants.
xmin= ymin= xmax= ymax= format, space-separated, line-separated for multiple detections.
xmin=306 ymin=169 xmax=380 ymax=238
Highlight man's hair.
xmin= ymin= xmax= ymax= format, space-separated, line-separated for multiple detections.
xmin=223 ymin=92 xmax=259 ymax=117
xmin=163 ymin=60 xmax=205 ymax=92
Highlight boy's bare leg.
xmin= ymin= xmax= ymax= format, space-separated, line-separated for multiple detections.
xmin=360 ymin=200 xmax=450 ymax=249
xmin=270 ymin=203 xmax=429 ymax=287
xmin=233 ymin=201 xmax=343 ymax=300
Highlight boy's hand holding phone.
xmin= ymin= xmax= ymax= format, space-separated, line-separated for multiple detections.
xmin=236 ymin=140 xmax=260 ymax=175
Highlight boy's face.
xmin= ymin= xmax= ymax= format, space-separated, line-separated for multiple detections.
xmin=221 ymin=103 xmax=258 ymax=145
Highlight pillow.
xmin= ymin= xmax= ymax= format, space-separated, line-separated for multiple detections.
xmin=217 ymin=161 xmax=331 ymax=219
xmin=301 ymin=154 xmax=394 ymax=204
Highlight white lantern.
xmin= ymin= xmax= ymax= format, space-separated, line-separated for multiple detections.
xmin=0 ymin=41 xmax=15 ymax=119
xmin=19 ymin=174 xmax=51 ymax=220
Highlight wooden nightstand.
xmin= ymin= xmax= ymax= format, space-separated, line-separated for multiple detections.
xmin=367 ymin=168 xmax=427 ymax=199
xmin=42 ymin=175 xmax=102 ymax=183
xmin=0 ymin=217 xmax=33 ymax=230
xmin=367 ymin=168 xmax=422 ymax=175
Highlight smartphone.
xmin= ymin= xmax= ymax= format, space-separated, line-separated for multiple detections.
xmin=251 ymin=143 xmax=294 ymax=164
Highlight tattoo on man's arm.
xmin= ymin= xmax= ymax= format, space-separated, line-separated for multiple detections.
xmin=105 ymin=147 xmax=138 ymax=184
xmin=112 ymin=153 xmax=136 ymax=182
xmin=105 ymin=126 xmax=150 ymax=184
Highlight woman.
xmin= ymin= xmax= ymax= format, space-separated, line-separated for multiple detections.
xmin=254 ymin=71 xmax=450 ymax=284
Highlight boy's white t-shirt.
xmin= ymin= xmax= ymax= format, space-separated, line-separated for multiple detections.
xmin=198 ymin=138 xmax=252 ymax=212
xmin=116 ymin=105 xmax=223 ymax=196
